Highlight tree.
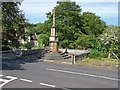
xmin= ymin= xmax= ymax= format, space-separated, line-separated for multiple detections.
xmin=88 ymin=35 xmax=101 ymax=49
xmin=39 ymin=34 xmax=49 ymax=47
xmin=60 ymin=40 xmax=70 ymax=48
xmin=2 ymin=2 xmax=26 ymax=48
xmin=75 ymin=34 xmax=90 ymax=49
xmin=81 ymin=12 xmax=106 ymax=36
xmin=35 ymin=23 xmax=44 ymax=34
xmin=26 ymin=22 xmax=42 ymax=34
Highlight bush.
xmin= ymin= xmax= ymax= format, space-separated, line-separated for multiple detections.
xmin=89 ymin=49 xmax=102 ymax=59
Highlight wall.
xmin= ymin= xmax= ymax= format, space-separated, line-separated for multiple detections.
xmin=59 ymin=49 xmax=90 ymax=55
xmin=2 ymin=49 xmax=45 ymax=60
xmin=59 ymin=49 xmax=90 ymax=62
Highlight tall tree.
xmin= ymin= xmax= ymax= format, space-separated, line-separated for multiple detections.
xmin=81 ymin=12 xmax=106 ymax=36
xmin=2 ymin=2 xmax=26 ymax=48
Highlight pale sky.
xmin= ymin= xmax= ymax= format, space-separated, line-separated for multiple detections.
xmin=20 ymin=0 xmax=119 ymax=25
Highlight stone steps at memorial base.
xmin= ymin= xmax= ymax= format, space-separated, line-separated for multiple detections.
xmin=41 ymin=52 xmax=72 ymax=60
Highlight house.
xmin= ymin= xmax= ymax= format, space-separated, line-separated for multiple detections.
xmin=18 ymin=27 xmax=39 ymax=49
xmin=30 ymin=33 xmax=38 ymax=47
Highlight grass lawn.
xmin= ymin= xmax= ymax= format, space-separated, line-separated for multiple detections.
xmin=76 ymin=58 xmax=119 ymax=69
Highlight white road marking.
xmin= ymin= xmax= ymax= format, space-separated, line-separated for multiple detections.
xmin=0 ymin=79 xmax=8 ymax=82
xmin=0 ymin=74 xmax=3 ymax=77
xmin=6 ymin=76 xmax=17 ymax=79
xmin=40 ymin=82 xmax=55 ymax=87
xmin=20 ymin=78 xmax=33 ymax=83
xmin=0 ymin=75 xmax=17 ymax=88
xmin=46 ymin=68 xmax=119 ymax=81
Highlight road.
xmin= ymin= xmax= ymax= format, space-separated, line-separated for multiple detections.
xmin=1 ymin=58 xmax=119 ymax=89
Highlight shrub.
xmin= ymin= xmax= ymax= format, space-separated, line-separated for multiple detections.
xmin=89 ymin=49 xmax=102 ymax=59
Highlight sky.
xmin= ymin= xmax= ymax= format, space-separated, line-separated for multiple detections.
xmin=19 ymin=0 xmax=119 ymax=25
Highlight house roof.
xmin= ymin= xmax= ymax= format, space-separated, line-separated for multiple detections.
xmin=30 ymin=33 xmax=38 ymax=40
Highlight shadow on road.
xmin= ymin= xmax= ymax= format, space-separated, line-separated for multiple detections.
xmin=1 ymin=56 xmax=40 ymax=70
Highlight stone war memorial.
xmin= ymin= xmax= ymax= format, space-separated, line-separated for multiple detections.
xmin=49 ymin=8 xmax=58 ymax=52
xmin=42 ymin=8 xmax=73 ymax=62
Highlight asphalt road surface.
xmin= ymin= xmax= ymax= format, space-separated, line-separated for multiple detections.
xmin=1 ymin=58 xmax=119 ymax=89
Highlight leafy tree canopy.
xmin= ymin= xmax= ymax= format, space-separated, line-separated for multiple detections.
xmin=2 ymin=2 xmax=26 ymax=48
xmin=81 ymin=12 xmax=106 ymax=36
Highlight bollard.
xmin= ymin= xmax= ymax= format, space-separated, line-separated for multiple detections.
xmin=72 ymin=54 xmax=76 ymax=64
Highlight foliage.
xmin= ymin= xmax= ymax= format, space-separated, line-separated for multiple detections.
xmin=38 ymin=34 xmax=49 ymax=47
xmin=2 ymin=2 xmax=26 ymax=48
xmin=59 ymin=40 xmax=70 ymax=48
xmin=37 ymin=34 xmax=44 ymax=48
xmin=99 ymin=26 xmax=119 ymax=59
xmin=36 ymin=23 xmax=45 ymax=34
xmin=88 ymin=35 xmax=101 ymax=49
xmin=75 ymin=34 xmax=90 ymax=49
xmin=81 ymin=12 xmax=106 ymax=36
xmin=24 ymin=42 xmax=34 ymax=49
xmin=26 ymin=22 xmax=42 ymax=34
xmin=117 ymin=26 xmax=120 ymax=58
xmin=19 ymin=44 xmax=26 ymax=50
xmin=88 ymin=49 xmax=103 ymax=59
xmin=69 ymin=42 xmax=76 ymax=49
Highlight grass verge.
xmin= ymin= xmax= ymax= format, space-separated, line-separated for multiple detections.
xmin=76 ymin=58 xmax=119 ymax=69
